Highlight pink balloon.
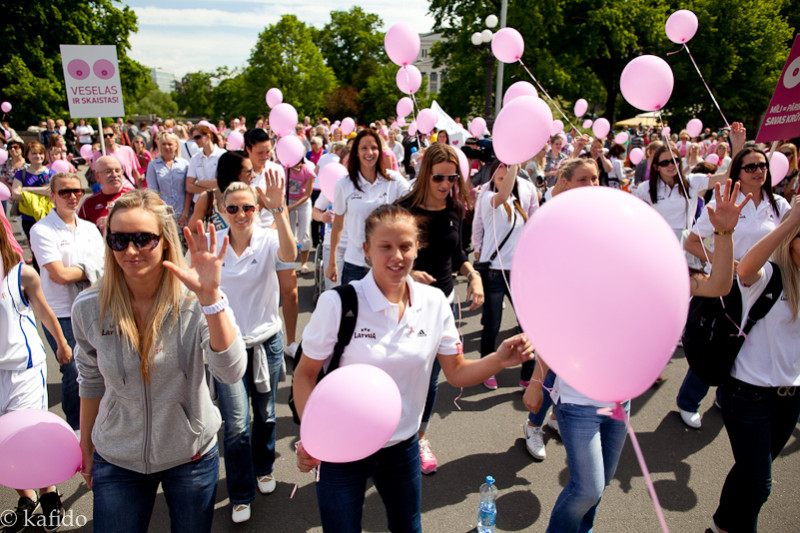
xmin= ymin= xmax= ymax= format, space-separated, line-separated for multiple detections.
xmin=396 ymin=65 xmax=422 ymax=95
xmin=614 ymin=132 xmax=629 ymax=144
xmin=661 ymin=126 xmax=671 ymax=139
xmin=396 ymin=97 xmax=413 ymax=118
xmin=0 ymin=182 xmax=10 ymax=201
xmin=510 ymin=188 xmax=689 ymax=402
xmin=491 ymin=27 xmax=525 ymax=63
xmin=770 ymin=151 xmax=790 ymax=187
xmin=0 ymin=102 xmax=10 ymax=113
xmin=227 ymin=130 xmax=244 ymax=151
xmin=592 ymin=118 xmax=610 ymax=139
xmin=265 ymin=88 xmax=283 ymax=109
xmin=300 ymin=364 xmax=402 ymax=463
xmin=51 ymin=160 xmax=71 ymax=174
xmin=582 ymin=119 xmax=593 ymax=129
xmin=574 ymin=99 xmax=588 ymax=117
xmin=453 ymin=146 xmax=469 ymax=182
xmin=469 ymin=117 xmax=487 ymax=138
xmin=493 ymin=95 xmax=553 ymax=165
xmin=551 ymin=120 xmax=564 ymax=135
xmin=629 ymin=147 xmax=645 ymax=165
xmin=275 ymin=135 xmax=305 ymax=167
xmin=620 ymin=55 xmax=674 ymax=111
xmin=686 ymin=118 xmax=703 ymax=138
xmin=408 ymin=122 xmax=418 ymax=136
xmin=665 ymin=10 xmax=698 ymax=44
xmin=340 ymin=117 xmax=355 ymax=136
xmin=503 ymin=81 xmax=538 ymax=107
xmin=316 ymin=153 xmax=340 ymax=170
xmin=0 ymin=149 xmax=7 ymax=165
xmin=0 ymin=410 xmax=81 ymax=489
xmin=385 ymin=23 xmax=420 ymax=67
xmin=704 ymin=153 xmax=720 ymax=165
xmin=79 ymin=144 xmax=94 ymax=160
xmin=318 ymin=162 xmax=349 ymax=203
xmin=416 ymin=108 xmax=439 ymax=135
xmin=269 ymin=103 xmax=298 ymax=137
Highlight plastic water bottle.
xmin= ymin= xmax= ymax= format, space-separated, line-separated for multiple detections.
xmin=477 ymin=475 xmax=498 ymax=533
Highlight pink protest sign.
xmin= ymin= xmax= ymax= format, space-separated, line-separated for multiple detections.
xmin=60 ymin=44 xmax=125 ymax=118
xmin=756 ymin=35 xmax=800 ymax=143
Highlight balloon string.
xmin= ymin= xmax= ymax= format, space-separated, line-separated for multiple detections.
xmin=290 ymin=441 xmax=320 ymax=499
xmin=683 ymin=44 xmax=731 ymax=129
xmin=518 ymin=59 xmax=580 ymax=133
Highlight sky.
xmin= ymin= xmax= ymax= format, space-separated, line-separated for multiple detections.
xmin=125 ymin=0 xmax=437 ymax=79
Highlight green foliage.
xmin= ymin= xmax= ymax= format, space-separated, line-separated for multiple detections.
xmin=132 ymin=81 xmax=178 ymax=118
xmin=315 ymin=7 xmax=385 ymax=88
xmin=173 ymin=71 xmax=215 ymax=117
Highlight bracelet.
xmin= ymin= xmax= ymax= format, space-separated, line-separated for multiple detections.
xmin=200 ymin=293 xmax=229 ymax=315
xmin=268 ymin=205 xmax=285 ymax=214
xmin=466 ymin=270 xmax=480 ymax=282
xmin=713 ymin=229 xmax=734 ymax=236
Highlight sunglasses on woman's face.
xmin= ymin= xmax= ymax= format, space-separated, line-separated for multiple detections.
xmin=657 ymin=159 xmax=676 ymax=168
xmin=225 ymin=204 xmax=256 ymax=215
xmin=193 ymin=135 xmax=204 ymax=141
xmin=432 ymin=174 xmax=460 ymax=183
xmin=56 ymin=188 xmax=83 ymax=199
xmin=103 ymin=133 xmax=115 ymax=138
xmin=741 ymin=162 xmax=768 ymax=174
xmin=106 ymin=232 xmax=162 ymax=251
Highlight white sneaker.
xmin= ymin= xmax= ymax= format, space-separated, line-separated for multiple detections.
xmin=257 ymin=474 xmax=276 ymax=494
xmin=524 ymin=423 xmax=546 ymax=460
xmin=679 ymin=409 xmax=702 ymax=429
xmin=284 ymin=342 xmax=299 ymax=359
xmin=232 ymin=504 xmax=251 ymax=523
xmin=547 ymin=416 xmax=560 ymax=436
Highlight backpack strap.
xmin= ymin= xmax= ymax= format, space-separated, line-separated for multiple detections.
xmin=327 ymin=284 xmax=358 ymax=373
xmin=741 ymin=261 xmax=783 ymax=335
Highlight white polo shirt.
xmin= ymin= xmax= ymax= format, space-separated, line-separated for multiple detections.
xmin=634 ymin=173 xmax=710 ymax=232
xmin=478 ymin=190 xmax=525 ymax=270
xmin=188 ymin=146 xmax=226 ymax=202
xmin=30 ymin=210 xmax=105 ymax=318
xmin=733 ymin=262 xmax=800 ymax=387
xmin=314 ymin=192 xmax=348 ymax=249
xmin=691 ymin=188 xmax=790 ymax=260
xmin=251 ymin=162 xmax=286 ymax=229
xmin=217 ymin=225 xmax=282 ymax=339
xmin=301 ymin=271 xmax=461 ymax=446
xmin=332 ymin=170 xmax=410 ymax=267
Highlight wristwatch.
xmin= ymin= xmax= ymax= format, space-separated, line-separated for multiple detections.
xmin=268 ymin=205 xmax=285 ymax=214
xmin=200 ymin=293 xmax=229 ymax=315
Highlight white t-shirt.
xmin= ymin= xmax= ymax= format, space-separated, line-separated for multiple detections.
xmin=717 ymin=156 xmax=731 ymax=174
xmin=29 ymin=210 xmax=105 ymax=317
xmin=188 ymin=146 xmax=226 ymax=202
xmin=634 ymin=173 xmax=710 ymax=232
xmin=301 ymin=271 xmax=461 ymax=446
xmin=733 ymin=262 xmax=800 ymax=387
xmin=478 ymin=190 xmax=525 ymax=270
xmin=75 ymin=125 xmax=94 ymax=145
xmin=333 ymin=171 xmax=410 ymax=267
xmin=390 ymin=142 xmax=404 ymax=166
xmin=217 ymin=225 xmax=282 ymax=339
xmin=251 ymin=162 xmax=286 ymax=229
xmin=552 ymin=377 xmax=621 ymax=409
xmin=692 ymin=188 xmax=790 ymax=260
xmin=314 ymin=192 xmax=348 ymax=249
xmin=0 ymin=262 xmax=47 ymax=370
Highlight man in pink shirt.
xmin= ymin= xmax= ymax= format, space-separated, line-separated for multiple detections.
xmin=93 ymin=126 xmax=142 ymax=189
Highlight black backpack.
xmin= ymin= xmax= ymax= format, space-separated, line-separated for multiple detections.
xmin=682 ymin=262 xmax=783 ymax=386
xmin=287 ymin=284 xmax=358 ymax=424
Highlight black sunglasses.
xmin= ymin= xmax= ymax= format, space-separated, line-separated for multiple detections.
xmin=225 ymin=204 xmax=257 ymax=215
xmin=106 ymin=232 xmax=162 ymax=252
xmin=741 ymin=162 xmax=768 ymax=174
xmin=103 ymin=133 xmax=115 ymax=138
xmin=432 ymin=174 xmax=460 ymax=183
xmin=193 ymin=135 xmax=204 ymax=141
xmin=56 ymin=188 xmax=83 ymax=199
xmin=656 ymin=159 xmax=676 ymax=168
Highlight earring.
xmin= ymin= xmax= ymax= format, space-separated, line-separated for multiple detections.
xmin=365 ymin=256 xmax=372 ymax=266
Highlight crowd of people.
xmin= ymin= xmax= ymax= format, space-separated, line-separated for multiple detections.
xmin=1 ymin=111 xmax=799 ymax=533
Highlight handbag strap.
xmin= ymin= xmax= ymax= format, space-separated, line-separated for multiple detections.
xmin=741 ymin=261 xmax=783 ymax=335
xmin=489 ymin=208 xmax=516 ymax=261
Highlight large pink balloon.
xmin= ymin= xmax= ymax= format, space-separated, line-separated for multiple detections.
xmin=551 ymin=120 xmax=564 ymax=135
xmin=469 ymin=117 xmax=487 ymax=138
xmin=493 ymin=96 xmax=553 ymax=165
xmin=79 ymin=144 xmax=94 ymax=160
xmin=385 ymin=23 xmax=420 ymax=67
xmin=704 ymin=153 xmax=719 ymax=165
xmin=510 ymin=188 xmax=690 ymax=402
xmin=0 ymin=410 xmax=81 ymax=489
xmin=629 ymin=147 xmax=644 ymax=165
xmin=453 ymin=146 xmax=469 ymax=182
xmin=51 ymin=160 xmax=71 ymax=174
xmin=416 ymin=108 xmax=439 ymax=135
xmin=574 ymin=99 xmax=588 ymax=117
xmin=491 ymin=27 xmax=524 ymax=63
xmin=316 ymin=152 xmax=340 ymax=170
xmin=1 ymin=102 xmax=11 ymax=113
xmin=301 ymin=364 xmax=402 ymax=463
xmin=265 ymin=88 xmax=283 ymax=109
xmin=503 ymin=81 xmax=538 ymax=107
xmin=686 ymin=118 xmax=703 ymax=138
xmin=340 ymin=117 xmax=355 ymax=136
xmin=620 ymin=55 xmax=674 ymax=111
xmin=276 ymin=135 xmax=305 ymax=167
xmin=269 ymin=103 xmax=298 ymax=137
xmin=0 ymin=149 xmax=7 ymax=165
xmin=396 ymin=65 xmax=422 ymax=95
xmin=227 ymin=130 xmax=244 ymax=151
xmin=665 ymin=10 xmax=698 ymax=44
xmin=396 ymin=97 xmax=414 ymax=118
xmin=318 ymin=162 xmax=349 ymax=202
xmin=770 ymin=151 xmax=790 ymax=187
xmin=0 ymin=182 xmax=10 ymax=201
xmin=614 ymin=132 xmax=629 ymax=145
xmin=592 ymin=118 xmax=610 ymax=139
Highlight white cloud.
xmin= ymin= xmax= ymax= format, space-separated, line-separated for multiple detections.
xmin=133 ymin=6 xmax=277 ymax=29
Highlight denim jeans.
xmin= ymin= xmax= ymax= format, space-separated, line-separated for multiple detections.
xmin=546 ymin=401 xmax=629 ymax=533
xmin=215 ymin=332 xmax=283 ymax=505
xmin=676 ymin=367 xmax=722 ymax=413
xmin=92 ymin=445 xmax=219 ymax=533
xmin=341 ymin=261 xmax=370 ymax=286
xmin=317 ymin=435 xmax=421 ymax=533
xmin=43 ymin=316 xmax=79 ymax=429
xmin=420 ymin=303 xmax=458 ymax=431
xmin=528 ymin=370 xmax=556 ymax=426
xmin=479 ymin=269 xmax=532 ymax=378
xmin=713 ymin=380 xmax=800 ymax=532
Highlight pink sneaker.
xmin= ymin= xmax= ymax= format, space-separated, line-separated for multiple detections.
xmin=419 ymin=439 xmax=437 ymax=474
xmin=520 ymin=379 xmax=530 ymax=388
xmin=483 ymin=375 xmax=498 ymax=390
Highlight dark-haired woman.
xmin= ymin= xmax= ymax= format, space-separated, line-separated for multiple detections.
xmin=187 ymin=151 xmax=255 ymax=236
xmin=326 ymin=129 xmax=410 ymax=285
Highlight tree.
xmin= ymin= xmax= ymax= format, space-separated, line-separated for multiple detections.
xmin=360 ymin=63 xmax=429 ymax=123
xmin=173 ymin=71 xmax=215 ymax=117
xmin=314 ymin=7 xmax=385 ymax=88
xmin=133 ymin=81 xmax=178 ymax=118
xmin=324 ymin=86 xmax=361 ymax=119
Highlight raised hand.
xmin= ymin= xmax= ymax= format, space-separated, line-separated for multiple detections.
xmin=707 ymin=180 xmax=751 ymax=233
xmin=729 ymin=122 xmax=746 ymax=157
xmin=163 ymin=220 xmax=229 ymax=305
xmin=256 ymin=168 xmax=286 ymax=212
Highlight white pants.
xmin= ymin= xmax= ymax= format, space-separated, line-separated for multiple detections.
xmin=289 ymin=200 xmax=312 ymax=252
xmin=0 ymin=363 xmax=48 ymax=415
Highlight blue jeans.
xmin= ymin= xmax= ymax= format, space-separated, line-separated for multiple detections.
xmin=341 ymin=261 xmax=370 ymax=286
xmin=713 ymin=380 xmax=800 ymax=532
xmin=43 ymin=316 xmax=80 ymax=429
xmin=215 ymin=332 xmax=283 ymax=504
xmin=528 ymin=370 xmax=556 ymax=426
xmin=676 ymin=367 xmax=722 ymax=413
xmin=546 ymin=401 xmax=629 ymax=533
xmin=317 ymin=436 xmax=421 ymax=533
xmin=480 ymin=269 xmax=533 ymax=378
xmin=92 ymin=445 xmax=219 ymax=533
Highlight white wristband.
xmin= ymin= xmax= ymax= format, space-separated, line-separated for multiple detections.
xmin=200 ymin=293 xmax=229 ymax=315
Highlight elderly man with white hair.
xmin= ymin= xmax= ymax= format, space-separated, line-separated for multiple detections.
xmin=78 ymin=156 xmax=132 ymax=232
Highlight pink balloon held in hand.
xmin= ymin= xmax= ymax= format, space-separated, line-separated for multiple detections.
xmin=582 ymin=119 xmax=593 ymax=129
xmin=0 ymin=101 xmax=11 ymax=113
xmin=318 ymin=162 xmax=349 ymax=202
xmin=686 ymin=118 xmax=703 ymax=138
xmin=276 ymin=135 xmax=305 ymax=167
xmin=769 ymin=151 xmax=790 ymax=187
xmin=493 ymin=95 xmax=553 ymax=165
xmin=227 ymin=130 xmax=244 ymax=151
xmin=551 ymin=120 xmax=564 ymax=135
xmin=51 ymin=160 xmax=71 ymax=174
xmin=396 ymin=65 xmax=422 ymax=95
xmin=269 ymin=103 xmax=298 ymax=137
xmin=665 ymin=9 xmax=699 ymax=44
xmin=385 ymin=23 xmax=421 ymax=67
xmin=265 ymin=88 xmax=283 ymax=109
xmin=416 ymin=108 xmax=439 ymax=135
xmin=614 ymin=132 xmax=629 ymax=145
xmin=574 ymin=99 xmax=588 ymax=117
xmin=469 ymin=117 xmax=487 ymax=138
xmin=620 ymin=55 xmax=674 ymax=111
xmin=491 ymin=27 xmax=525 ymax=63
xmin=592 ymin=118 xmax=611 ymax=139
xmin=629 ymin=147 xmax=645 ymax=165
xmin=340 ymin=117 xmax=356 ymax=136
xmin=396 ymin=97 xmax=414 ymax=119
xmin=79 ymin=144 xmax=94 ymax=161
xmin=503 ymin=81 xmax=538 ymax=106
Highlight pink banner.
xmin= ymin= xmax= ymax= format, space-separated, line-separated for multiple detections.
xmin=756 ymin=35 xmax=800 ymax=143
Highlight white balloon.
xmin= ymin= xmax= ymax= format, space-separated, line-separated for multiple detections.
xmin=471 ymin=32 xmax=483 ymax=46
xmin=485 ymin=15 xmax=499 ymax=28
xmin=481 ymin=29 xmax=493 ymax=43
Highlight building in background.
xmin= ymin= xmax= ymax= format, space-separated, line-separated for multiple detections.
xmin=418 ymin=32 xmax=446 ymax=96
xmin=149 ymin=67 xmax=178 ymax=93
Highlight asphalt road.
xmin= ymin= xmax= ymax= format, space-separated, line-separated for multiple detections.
xmin=2 ymin=207 xmax=799 ymax=532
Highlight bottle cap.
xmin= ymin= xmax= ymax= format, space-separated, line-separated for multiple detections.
xmin=486 ymin=475 xmax=495 ymax=484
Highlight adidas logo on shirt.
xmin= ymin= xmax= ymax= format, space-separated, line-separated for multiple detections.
xmin=417 ymin=329 xmax=427 ymax=337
